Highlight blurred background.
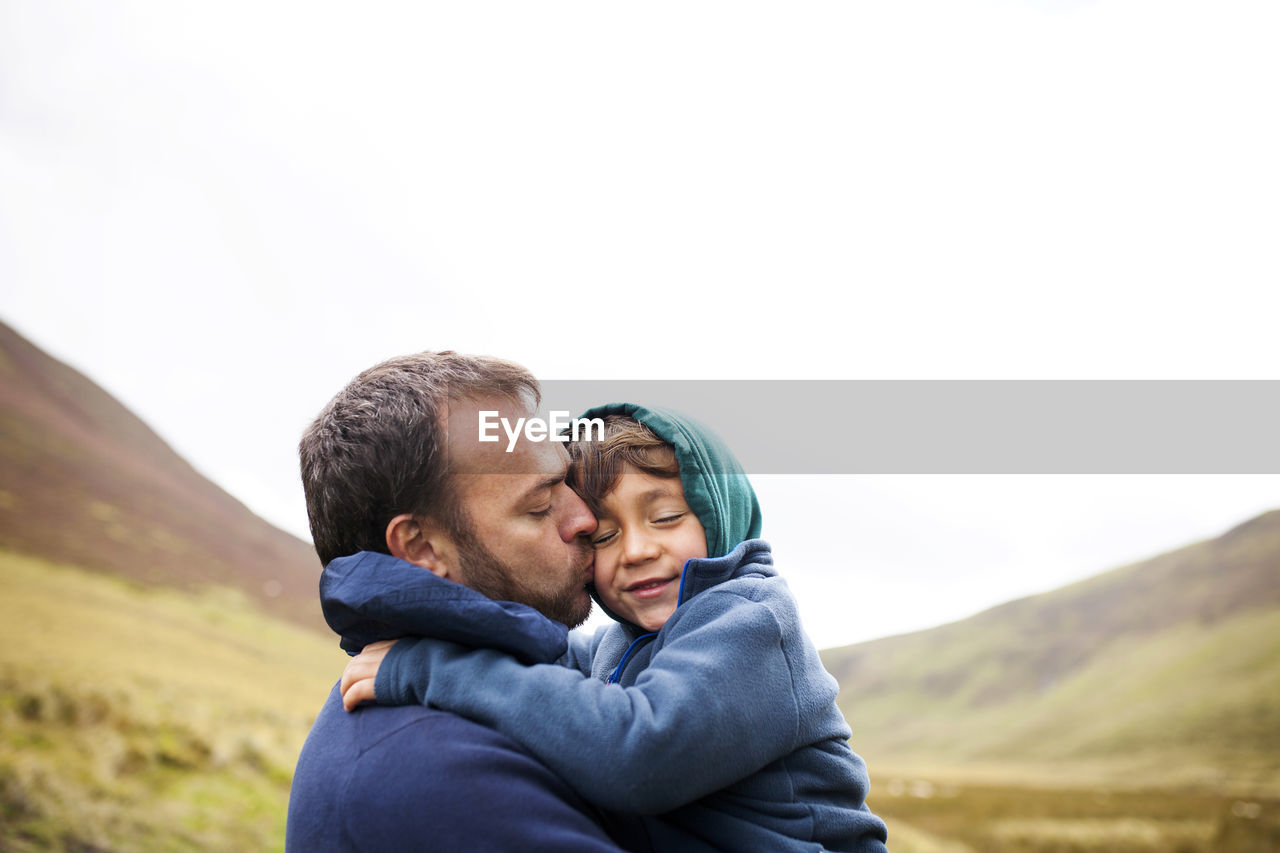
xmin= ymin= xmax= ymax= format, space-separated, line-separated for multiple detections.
xmin=3 ymin=2 xmax=1278 ymax=850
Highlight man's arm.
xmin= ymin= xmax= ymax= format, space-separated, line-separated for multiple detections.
xmin=368 ymin=586 xmax=813 ymax=815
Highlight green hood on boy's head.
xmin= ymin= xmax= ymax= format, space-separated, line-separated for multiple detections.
xmin=578 ymin=402 xmax=763 ymax=558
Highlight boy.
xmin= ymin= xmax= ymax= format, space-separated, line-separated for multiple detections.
xmin=340 ymin=403 xmax=889 ymax=852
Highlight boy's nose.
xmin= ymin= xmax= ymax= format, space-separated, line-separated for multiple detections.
xmin=620 ymin=528 xmax=660 ymax=565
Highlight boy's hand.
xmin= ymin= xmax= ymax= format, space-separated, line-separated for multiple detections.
xmin=340 ymin=639 xmax=398 ymax=711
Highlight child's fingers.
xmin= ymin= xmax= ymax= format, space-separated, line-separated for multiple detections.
xmin=340 ymin=656 xmax=375 ymax=697
xmin=342 ymin=677 xmax=376 ymax=712
xmin=340 ymin=639 xmax=398 ymax=708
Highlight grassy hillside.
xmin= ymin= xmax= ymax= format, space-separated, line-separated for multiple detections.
xmin=825 ymin=510 xmax=1280 ymax=789
xmin=848 ymin=604 xmax=1280 ymax=787
xmin=5 ymin=319 xmax=1276 ymax=850
xmin=0 ymin=320 xmax=325 ymax=633
xmin=0 ymin=550 xmax=344 ymax=851
xmin=824 ymin=511 xmax=1280 ymax=851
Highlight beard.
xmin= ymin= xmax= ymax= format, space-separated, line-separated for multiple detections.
xmin=450 ymin=518 xmax=593 ymax=629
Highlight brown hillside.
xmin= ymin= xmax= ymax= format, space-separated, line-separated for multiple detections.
xmin=0 ymin=319 xmax=326 ymax=634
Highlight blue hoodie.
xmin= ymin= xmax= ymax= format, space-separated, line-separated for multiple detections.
xmin=374 ymin=404 xmax=890 ymax=852
xmin=285 ymin=553 xmax=637 ymax=852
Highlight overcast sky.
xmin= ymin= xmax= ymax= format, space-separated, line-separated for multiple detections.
xmin=3 ymin=2 xmax=1278 ymax=648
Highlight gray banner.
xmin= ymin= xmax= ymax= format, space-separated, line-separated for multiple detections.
xmin=531 ymin=380 xmax=1280 ymax=474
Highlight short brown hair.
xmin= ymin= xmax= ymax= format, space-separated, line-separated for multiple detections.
xmin=567 ymin=415 xmax=679 ymax=518
xmin=299 ymin=351 xmax=539 ymax=567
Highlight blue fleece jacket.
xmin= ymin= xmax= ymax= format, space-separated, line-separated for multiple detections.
xmin=378 ymin=540 xmax=889 ymax=852
xmin=285 ymin=553 xmax=637 ymax=853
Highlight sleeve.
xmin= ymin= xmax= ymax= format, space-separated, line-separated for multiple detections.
xmin=376 ymin=588 xmax=801 ymax=814
xmin=558 ymin=625 xmax=608 ymax=676
xmin=343 ymin=715 xmax=630 ymax=852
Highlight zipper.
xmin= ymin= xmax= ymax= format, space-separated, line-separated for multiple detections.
xmin=606 ymin=631 xmax=658 ymax=684
xmin=676 ymin=557 xmax=695 ymax=606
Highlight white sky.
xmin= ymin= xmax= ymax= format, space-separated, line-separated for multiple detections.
xmin=3 ymin=2 xmax=1278 ymax=647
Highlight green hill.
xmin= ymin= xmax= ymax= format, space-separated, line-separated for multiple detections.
xmin=823 ymin=510 xmax=1280 ymax=795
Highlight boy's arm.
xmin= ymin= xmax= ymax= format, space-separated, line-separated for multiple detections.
xmin=370 ymin=588 xmax=805 ymax=815
xmin=558 ymin=624 xmax=608 ymax=676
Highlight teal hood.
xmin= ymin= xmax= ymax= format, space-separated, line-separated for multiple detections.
xmin=578 ymin=402 xmax=762 ymax=558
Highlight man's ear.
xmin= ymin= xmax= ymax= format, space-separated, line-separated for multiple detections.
xmin=385 ymin=513 xmax=455 ymax=579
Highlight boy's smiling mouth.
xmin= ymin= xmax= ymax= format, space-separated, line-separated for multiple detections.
xmin=625 ymin=577 xmax=676 ymax=598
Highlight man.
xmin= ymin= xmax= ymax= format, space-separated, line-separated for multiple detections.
xmin=286 ymin=352 xmax=634 ymax=851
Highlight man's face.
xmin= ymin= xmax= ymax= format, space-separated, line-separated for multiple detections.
xmin=441 ymin=396 xmax=597 ymax=627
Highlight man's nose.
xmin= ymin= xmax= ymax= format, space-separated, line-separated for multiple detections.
xmin=557 ymin=485 xmax=597 ymax=542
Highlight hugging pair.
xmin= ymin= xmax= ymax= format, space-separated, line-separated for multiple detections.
xmin=288 ymin=352 xmax=887 ymax=852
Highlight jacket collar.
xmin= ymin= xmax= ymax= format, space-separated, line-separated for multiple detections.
xmin=320 ymin=550 xmax=569 ymax=662
xmin=677 ymin=538 xmax=774 ymax=604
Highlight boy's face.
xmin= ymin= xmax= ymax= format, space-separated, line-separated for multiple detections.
xmin=589 ymin=464 xmax=708 ymax=632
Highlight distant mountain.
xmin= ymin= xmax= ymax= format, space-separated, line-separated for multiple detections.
xmin=823 ymin=510 xmax=1280 ymax=790
xmin=0 ymin=319 xmax=326 ymax=633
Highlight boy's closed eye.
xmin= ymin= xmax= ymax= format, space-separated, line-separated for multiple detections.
xmin=590 ymin=527 xmax=618 ymax=548
xmin=589 ymin=511 xmax=692 ymax=549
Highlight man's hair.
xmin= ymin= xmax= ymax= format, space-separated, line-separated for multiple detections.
xmin=300 ymin=351 xmax=540 ymax=567
xmin=567 ymin=415 xmax=679 ymax=518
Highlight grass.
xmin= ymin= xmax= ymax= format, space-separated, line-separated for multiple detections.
xmin=868 ymin=775 xmax=1280 ymax=853
xmin=0 ymin=550 xmax=344 ymax=851
xmin=4 ymin=543 xmax=1278 ymax=851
